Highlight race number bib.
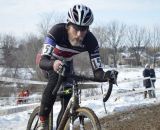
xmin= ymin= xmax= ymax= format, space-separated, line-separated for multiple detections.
xmin=91 ymin=57 xmax=102 ymax=70
xmin=41 ymin=44 xmax=54 ymax=56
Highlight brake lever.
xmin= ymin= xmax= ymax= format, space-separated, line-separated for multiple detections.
xmin=110 ymin=70 xmax=118 ymax=86
xmin=109 ymin=78 xmax=118 ymax=86
xmin=115 ymin=79 xmax=118 ymax=86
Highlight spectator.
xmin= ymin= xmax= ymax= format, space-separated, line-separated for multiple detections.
xmin=17 ymin=89 xmax=25 ymax=104
xmin=150 ymin=64 xmax=156 ymax=98
xmin=23 ymin=90 xmax=30 ymax=103
xmin=24 ymin=90 xmax=30 ymax=97
xmin=143 ymin=64 xmax=152 ymax=98
xmin=17 ymin=89 xmax=30 ymax=104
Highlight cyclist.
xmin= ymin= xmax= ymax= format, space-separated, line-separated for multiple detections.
xmin=37 ymin=4 xmax=117 ymax=130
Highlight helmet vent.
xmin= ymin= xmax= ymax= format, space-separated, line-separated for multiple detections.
xmin=67 ymin=4 xmax=94 ymax=26
xmin=80 ymin=10 xmax=84 ymax=25
xmin=84 ymin=11 xmax=91 ymax=23
xmin=78 ymin=5 xmax=81 ymax=9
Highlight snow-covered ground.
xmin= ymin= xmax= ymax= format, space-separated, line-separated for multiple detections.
xmin=1 ymin=67 xmax=160 ymax=130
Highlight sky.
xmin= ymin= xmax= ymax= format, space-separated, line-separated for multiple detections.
xmin=1 ymin=67 xmax=160 ymax=129
xmin=1 ymin=0 xmax=160 ymax=37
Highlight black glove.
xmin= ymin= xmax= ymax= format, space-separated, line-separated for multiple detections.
xmin=104 ymin=70 xmax=118 ymax=84
xmin=57 ymin=60 xmax=68 ymax=76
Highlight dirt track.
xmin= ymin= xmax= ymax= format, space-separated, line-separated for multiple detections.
xmin=100 ymin=103 xmax=160 ymax=130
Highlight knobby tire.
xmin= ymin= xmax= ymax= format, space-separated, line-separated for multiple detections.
xmin=26 ymin=106 xmax=52 ymax=130
xmin=64 ymin=107 xmax=101 ymax=130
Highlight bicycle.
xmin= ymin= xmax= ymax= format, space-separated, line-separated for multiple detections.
xmin=26 ymin=64 xmax=118 ymax=130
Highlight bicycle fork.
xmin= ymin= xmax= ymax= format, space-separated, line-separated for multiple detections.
xmin=69 ymin=114 xmax=85 ymax=130
xmin=57 ymin=96 xmax=76 ymax=130
xmin=79 ymin=116 xmax=85 ymax=130
xmin=69 ymin=97 xmax=78 ymax=130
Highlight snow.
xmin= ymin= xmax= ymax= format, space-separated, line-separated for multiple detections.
xmin=1 ymin=67 xmax=160 ymax=130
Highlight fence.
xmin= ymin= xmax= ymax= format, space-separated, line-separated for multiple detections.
xmin=0 ymin=76 xmax=158 ymax=116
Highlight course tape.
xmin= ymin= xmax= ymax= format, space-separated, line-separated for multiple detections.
xmin=0 ymin=76 xmax=101 ymax=86
xmin=82 ymin=87 xmax=159 ymax=101
xmin=0 ymin=76 xmax=156 ymax=85
xmin=113 ymin=87 xmax=158 ymax=98
xmin=0 ymin=77 xmax=47 ymax=85
xmin=0 ymin=103 xmax=39 ymax=116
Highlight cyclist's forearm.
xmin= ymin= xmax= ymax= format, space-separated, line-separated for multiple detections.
xmin=39 ymin=55 xmax=54 ymax=70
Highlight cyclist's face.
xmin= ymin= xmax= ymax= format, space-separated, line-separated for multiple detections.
xmin=67 ymin=24 xmax=88 ymax=47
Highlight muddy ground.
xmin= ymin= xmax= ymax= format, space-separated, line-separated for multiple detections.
xmin=100 ymin=103 xmax=160 ymax=130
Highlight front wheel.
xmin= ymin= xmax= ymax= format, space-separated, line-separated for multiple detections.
xmin=64 ymin=107 xmax=101 ymax=130
xmin=26 ymin=106 xmax=52 ymax=130
xmin=26 ymin=106 xmax=40 ymax=130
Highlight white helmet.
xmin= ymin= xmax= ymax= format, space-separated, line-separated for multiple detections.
xmin=67 ymin=4 xmax=94 ymax=26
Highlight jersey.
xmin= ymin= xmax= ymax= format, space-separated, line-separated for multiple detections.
xmin=40 ymin=23 xmax=102 ymax=71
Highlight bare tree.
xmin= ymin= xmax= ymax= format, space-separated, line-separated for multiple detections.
xmin=0 ymin=34 xmax=4 ymax=65
xmin=0 ymin=34 xmax=20 ymax=78
xmin=147 ymin=26 xmax=160 ymax=66
xmin=91 ymin=26 xmax=110 ymax=65
xmin=17 ymin=34 xmax=44 ymax=80
xmin=91 ymin=26 xmax=108 ymax=48
xmin=106 ymin=21 xmax=126 ymax=67
xmin=37 ymin=12 xmax=65 ymax=37
xmin=127 ymin=25 xmax=151 ymax=66
xmin=1 ymin=34 xmax=17 ymax=67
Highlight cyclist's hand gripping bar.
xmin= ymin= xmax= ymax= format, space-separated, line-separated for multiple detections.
xmin=109 ymin=70 xmax=118 ymax=85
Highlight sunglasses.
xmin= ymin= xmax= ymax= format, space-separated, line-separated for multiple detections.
xmin=69 ymin=23 xmax=89 ymax=31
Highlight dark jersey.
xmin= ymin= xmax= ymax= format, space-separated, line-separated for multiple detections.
xmin=41 ymin=23 xmax=102 ymax=71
